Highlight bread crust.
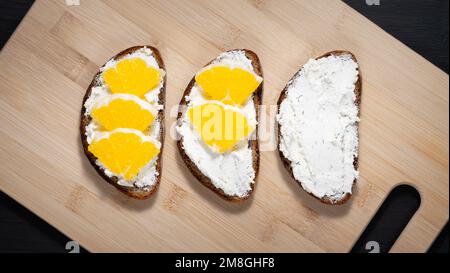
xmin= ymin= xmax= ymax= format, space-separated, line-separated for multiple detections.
xmin=276 ymin=50 xmax=361 ymax=205
xmin=80 ymin=46 xmax=165 ymax=200
xmin=176 ymin=49 xmax=263 ymax=202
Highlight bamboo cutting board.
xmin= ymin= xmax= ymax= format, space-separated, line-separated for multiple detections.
xmin=0 ymin=0 xmax=448 ymax=253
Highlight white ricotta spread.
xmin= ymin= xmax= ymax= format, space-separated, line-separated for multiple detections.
xmin=176 ymin=50 xmax=260 ymax=198
xmin=277 ymin=54 xmax=359 ymax=202
xmin=83 ymin=47 xmax=164 ymax=189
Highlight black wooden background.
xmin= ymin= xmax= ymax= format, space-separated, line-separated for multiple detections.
xmin=0 ymin=0 xmax=448 ymax=253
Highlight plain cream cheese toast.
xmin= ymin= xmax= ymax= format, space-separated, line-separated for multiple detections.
xmin=277 ymin=52 xmax=360 ymax=204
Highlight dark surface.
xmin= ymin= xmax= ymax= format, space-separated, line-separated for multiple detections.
xmin=0 ymin=0 xmax=448 ymax=253
xmin=345 ymin=0 xmax=449 ymax=73
xmin=0 ymin=0 xmax=33 ymax=49
xmin=0 ymin=191 xmax=87 ymax=253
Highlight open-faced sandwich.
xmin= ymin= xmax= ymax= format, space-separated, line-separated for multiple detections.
xmin=81 ymin=46 xmax=165 ymax=199
xmin=277 ymin=51 xmax=361 ymax=205
xmin=176 ymin=49 xmax=263 ymax=202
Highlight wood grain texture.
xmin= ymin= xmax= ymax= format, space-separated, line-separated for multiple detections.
xmin=0 ymin=0 xmax=448 ymax=252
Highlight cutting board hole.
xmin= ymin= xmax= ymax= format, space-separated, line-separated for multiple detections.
xmin=351 ymin=184 xmax=421 ymax=253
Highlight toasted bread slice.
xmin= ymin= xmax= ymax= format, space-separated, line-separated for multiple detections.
xmin=277 ymin=50 xmax=361 ymax=205
xmin=80 ymin=46 xmax=165 ymax=200
xmin=177 ymin=49 xmax=263 ymax=202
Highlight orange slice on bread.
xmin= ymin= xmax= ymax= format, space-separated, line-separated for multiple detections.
xmin=103 ymin=58 xmax=161 ymax=97
xmin=91 ymin=94 xmax=157 ymax=132
xmin=195 ymin=66 xmax=261 ymax=106
xmin=88 ymin=129 xmax=160 ymax=181
xmin=187 ymin=102 xmax=254 ymax=153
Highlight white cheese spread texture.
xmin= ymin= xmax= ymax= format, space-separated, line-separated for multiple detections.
xmin=277 ymin=54 xmax=359 ymax=202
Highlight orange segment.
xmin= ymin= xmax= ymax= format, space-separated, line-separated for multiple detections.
xmin=195 ymin=66 xmax=261 ymax=106
xmin=103 ymin=58 xmax=160 ymax=97
xmin=187 ymin=103 xmax=254 ymax=153
xmin=88 ymin=130 xmax=160 ymax=180
xmin=92 ymin=96 xmax=156 ymax=132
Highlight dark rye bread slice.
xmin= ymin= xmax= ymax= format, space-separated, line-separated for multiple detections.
xmin=277 ymin=50 xmax=361 ymax=205
xmin=177 ymin=49 xmax=263 ymax=202
xmin=80 ymin=46 xmax=166 ymax=200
